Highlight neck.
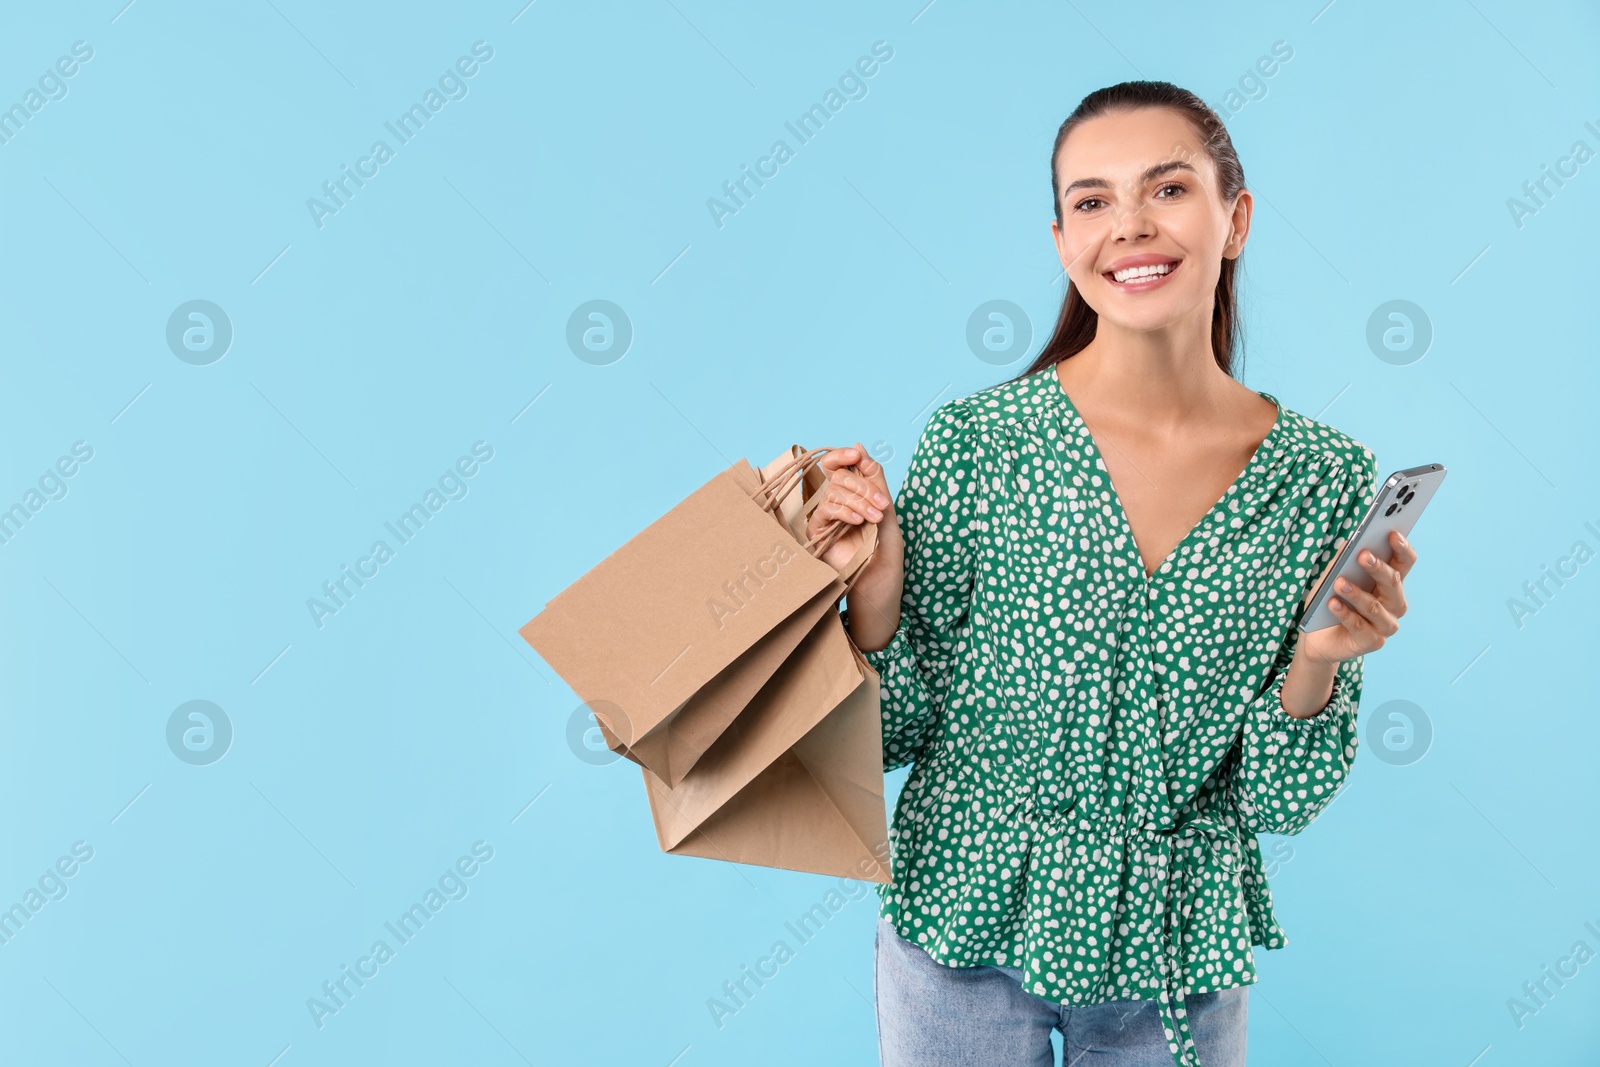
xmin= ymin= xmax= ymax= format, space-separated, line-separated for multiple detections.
xmin=1055 ymin=322 xmax=1238 ymax=430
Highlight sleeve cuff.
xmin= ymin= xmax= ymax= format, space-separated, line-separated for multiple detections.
xmin=1257 ymin=661 xmax=1350 ymax=733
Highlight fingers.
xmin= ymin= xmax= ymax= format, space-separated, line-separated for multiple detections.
xmin=823 ymin=445 xmax=892 ymax=508
xmin=818 ymin=443 xmax=879 ymax=479
xmin=1385 ymin=528 xmax=1418 ymax=580
xmin=1328 ymin=591 xmax=1387 ymax=649
xmin=823 ymin=485 xmax=882 ymax=524
xmin=809 ymin=443 xmax=895 ymax=542
xmin=1328 ymin=569 xmax=1399 ymax=638
xmin=811 ymin=495 xmax=873 ymax=528
xmin=815 ymin=447 xmax=857 ymax=472
xmin=1360 ymin=541 xmax=1409 ymax=619
xmin=843 ymin=441 xmax=884 ymax=480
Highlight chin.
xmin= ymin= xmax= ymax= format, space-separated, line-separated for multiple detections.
xmin=1094 ymin=308 xmax=1195 ymax=333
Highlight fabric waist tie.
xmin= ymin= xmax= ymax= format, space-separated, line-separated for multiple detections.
xmin=1141 ymin=809 xmax=1246 ymax=1067
xmin=1016 ymin=796 xmax=1244 ymax=1067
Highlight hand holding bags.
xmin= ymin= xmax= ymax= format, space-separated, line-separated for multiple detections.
xmin=519 ymin=446 xmax=890 ymax=881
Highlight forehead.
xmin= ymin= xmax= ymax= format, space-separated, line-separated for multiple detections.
xmin=1056 ymin=107 xmax=1212 ymax=185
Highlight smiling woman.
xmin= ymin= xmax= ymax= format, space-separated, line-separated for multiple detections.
xmin=819 ymin=79 xmax=1418 ymax=1067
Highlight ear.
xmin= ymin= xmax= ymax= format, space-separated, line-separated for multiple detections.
xmin=1224 ymin=188 xmax=1254 ymax=260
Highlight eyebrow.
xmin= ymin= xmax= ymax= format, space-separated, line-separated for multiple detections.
xmin=1061 ymin=159 xmax=1198 ymax=198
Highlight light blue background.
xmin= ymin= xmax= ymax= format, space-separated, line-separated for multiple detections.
xmin=1 ymin=1 xmax=1597 ymax=1064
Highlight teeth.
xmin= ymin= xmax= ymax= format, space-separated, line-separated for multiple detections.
xmin=1111 ymin=262 xmax=1175 ymax=282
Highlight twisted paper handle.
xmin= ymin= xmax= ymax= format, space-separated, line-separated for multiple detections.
xmin=746 ymin=445 xmax=879 ymax=593
xmin=748 ymin=447 xmax=829 ymax=516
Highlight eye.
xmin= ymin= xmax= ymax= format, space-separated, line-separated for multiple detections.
xmin=1155 ymin=181 xmax=1186 ymax=199
xmin=1072 ymin=196 xmax=1104 ymax=213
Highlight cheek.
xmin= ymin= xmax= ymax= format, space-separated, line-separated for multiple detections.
xmin=1165 ymin=214 xmax=1226 ymax=261
xmin=1175 ymin=253 xmax=1221 ymax=291
xmin=1057 ymin=225 xmax=1104 ymax=279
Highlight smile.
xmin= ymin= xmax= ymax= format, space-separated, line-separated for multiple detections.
xmin=1104 ymin=260 xmax=1181 ymax=288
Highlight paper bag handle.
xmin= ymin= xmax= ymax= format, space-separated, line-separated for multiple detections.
xmin=749 ymin=446 xmax=881 ymax=592
xmin=748 ymin=446 xmax=832 ymax=514
xmin=754 ymin=447 xmax=880 ymax=676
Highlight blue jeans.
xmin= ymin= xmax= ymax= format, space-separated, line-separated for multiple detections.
xmin=874 ymin=915 xmax=1248 ymax=1067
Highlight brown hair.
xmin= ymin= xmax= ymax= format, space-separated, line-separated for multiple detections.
xmin=1007 ymin=80 xmax=1249 ymax=384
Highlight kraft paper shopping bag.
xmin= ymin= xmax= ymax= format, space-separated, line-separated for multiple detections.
xmin=587 ymin=449 xmax=862 ymax=782
xmin=640 ymin=603 xmax=891 ymax=884
xmin=522 ymin=448 xmax=875 ymax=786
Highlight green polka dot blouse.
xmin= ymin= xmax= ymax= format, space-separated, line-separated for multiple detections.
xmin=843 ymin=364 xmax=1378 ymax=1067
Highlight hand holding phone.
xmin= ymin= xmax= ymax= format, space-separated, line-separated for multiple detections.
xmin=1298 ymin=463 xmax=1445 ymax=633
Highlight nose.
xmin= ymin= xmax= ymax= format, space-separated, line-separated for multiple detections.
xmin=1108 ymin=196 xmax=1154 ymax=242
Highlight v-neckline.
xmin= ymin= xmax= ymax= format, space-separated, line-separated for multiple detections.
xmin=1040 ymin=365 xmax=1285 ymax=586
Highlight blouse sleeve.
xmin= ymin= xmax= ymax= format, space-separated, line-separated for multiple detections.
xmin=842 ymin=398 xmax=981 ymax=773
xmin=1225 ymin=446 xmax=1379 ymax=837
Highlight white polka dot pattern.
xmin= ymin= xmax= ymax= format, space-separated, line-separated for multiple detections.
xmin=843 ymin=364 xmax=1378 ymax=1067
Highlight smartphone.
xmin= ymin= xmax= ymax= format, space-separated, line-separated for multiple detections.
xmin=1297 ymin=463 xmax=1447 ymax=632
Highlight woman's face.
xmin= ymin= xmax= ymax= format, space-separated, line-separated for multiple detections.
xmin=1050 ymin=107 xmax=1250 ymax=336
